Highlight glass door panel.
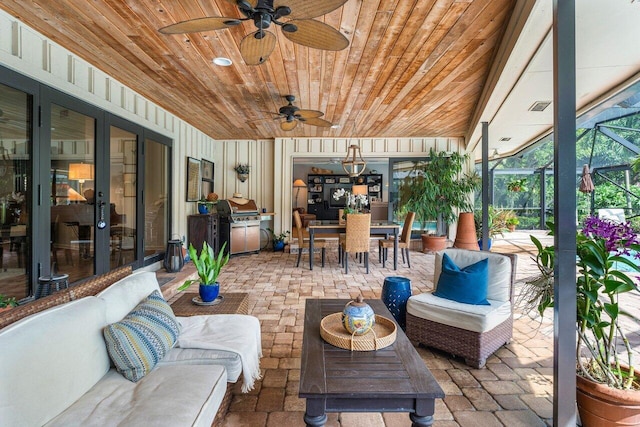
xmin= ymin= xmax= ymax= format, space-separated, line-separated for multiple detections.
xmin=144 ymin=138 xmax=168 ymax=258
xmin=109 ymin=126 xmax=137 ymax=268
xmin=0 ymin=83 xmax=31 ymax=300
xmin=50 ymin=104 xmax=95 ymax=282
xmin=388 ymin=158 xmax=433 ymax=233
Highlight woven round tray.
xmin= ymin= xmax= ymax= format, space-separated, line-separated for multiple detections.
xmin=320 ymin=313 xmax=397 ymax=351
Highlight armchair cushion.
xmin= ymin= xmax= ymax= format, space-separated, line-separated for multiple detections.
xmin=407 ymin=293 xmax=511 ymax=333
xmin=434 ymin=253 xmax=489 ymax=305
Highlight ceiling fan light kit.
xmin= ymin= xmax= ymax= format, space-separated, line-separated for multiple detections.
xmin=159 ymin=0 xmax=350 ymax=66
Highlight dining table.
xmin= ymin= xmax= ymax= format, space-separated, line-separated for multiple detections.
xmin=307 ymin=220 xmax=402 ymax=271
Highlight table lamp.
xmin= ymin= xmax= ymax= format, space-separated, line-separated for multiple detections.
xmin=293 ymin=179 xmax=306 ymax=209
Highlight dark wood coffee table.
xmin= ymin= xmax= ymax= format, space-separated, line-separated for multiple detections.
xmin=299 ymin=299 xmax=444 ymax=427
xmin=170 ymin=292 xmax=249 ymax=316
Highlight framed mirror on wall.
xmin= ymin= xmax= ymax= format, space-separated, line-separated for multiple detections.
xmin=186 ymin=157 xmax=201 ymax=202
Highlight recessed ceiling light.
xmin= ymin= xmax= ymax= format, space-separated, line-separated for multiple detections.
xmin=529 ymin=101 xmax=551 ymax=112
xmin=330 ymin=124 xmax=340 ymax=129
xmin=499 ymin=137 xmax=511 ymax=142
xmin=212 ymin=57 xmax=232 ymax=66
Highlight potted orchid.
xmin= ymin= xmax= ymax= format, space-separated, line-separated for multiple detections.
xmin=520 ymin=216 xmax=640 ymax=424
xmin=332 ymin=188 xmax=369 ymax=219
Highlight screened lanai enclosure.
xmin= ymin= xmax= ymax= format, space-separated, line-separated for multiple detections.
xmin=480 ymin=81 xmax=640 ymax=231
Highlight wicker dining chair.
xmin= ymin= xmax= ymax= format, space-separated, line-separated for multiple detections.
xmin=378 ymin=211 xmax=415 ymax=268
xmin=341 ymin=213 xmax=371 ymax=273
xmin=293 ymin=210 xmax=326 ymax=268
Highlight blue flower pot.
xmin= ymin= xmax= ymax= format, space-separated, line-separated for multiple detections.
xmin=478 ymin=238 xmax=492 ymax=250
xmin=273 ymin=240 xmax=285 ymax=251
xmin=198 ymin=204 xmax=209 ymax=214
xmin=199 ymin=283 xmax=220 ymax=302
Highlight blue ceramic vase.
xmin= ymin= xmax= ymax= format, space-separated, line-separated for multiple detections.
xmin=381 ymin=276 xmax=412 ymax=329
xmin=273 ymin=240 xmax=285 ymax=251
xmin=199 ymin=283 xmax=220 ymax=302
xmin=198 ymin=204 xmax=209 ymax=214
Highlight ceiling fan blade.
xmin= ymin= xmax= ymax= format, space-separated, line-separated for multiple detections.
xmin=300 ymin=117 xmax=333 ymax=127
xmin=296 ymin=109 xmax=324 ymax=119
xmin=223 ymin=0 xmax=258 ymax=7
xmin=275 ymin=0 xmax=347 ymax=19
xmin=159 ymin=17 xmax=240 ymax=34
xmin=240 ymin=30 xmax=277 ymax=65
xmin=281 ymin=120 xmax=298 ymax=131
xmin=282 ymin=20 xmax=349 ymax=51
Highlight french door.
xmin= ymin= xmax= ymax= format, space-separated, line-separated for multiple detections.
xmin=0 ymin=66 xmax=171 ymax=302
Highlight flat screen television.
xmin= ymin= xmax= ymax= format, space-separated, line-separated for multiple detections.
xmin=329 ymin=187 xmax=348 ymax=208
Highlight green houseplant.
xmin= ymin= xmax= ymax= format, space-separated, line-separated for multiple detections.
xmin=234 ymin=164 xmax=250 ymax=182
xmin=507 ymin=178 xmax=528 ymax=192
xmin=267 ymin=228 xmax=290 ymax=251
xmin=178 ymin=241 xmax=230 ymax=302
xmin=521 ymin=216 xmax=640 ymax=424
xmin=0 ymin=294 xmax=18 ymax=311
xmin=398 ymin=149 xmax=480 ymax=251
xmin=473 ymin=206 xmax=506 ymax=250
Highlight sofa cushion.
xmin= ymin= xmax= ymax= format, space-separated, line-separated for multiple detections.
xmin=103 ymin=290 xmax=180 ymax=382
xmin=434 ymin=249 xmax=513 ymax=302
xmin=434 ymin=253 xmax=490 ymax=305
xmin=45 ymin=365 xmax=227 ymax=427
xmin=159 ymin=347 xmax=242 ymax=382
xmin=407 ymin=292 xmax=511 ymax=333
xmin=97 ymin=271 xmax=162 ymax=324
xmin=0 ymin=297 xmax=111 ymax=427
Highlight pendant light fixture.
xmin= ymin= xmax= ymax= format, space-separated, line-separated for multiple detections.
xmin=342 ymin=144 xmax=366 ymax=177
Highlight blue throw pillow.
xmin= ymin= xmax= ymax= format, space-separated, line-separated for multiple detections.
xmin=433 ymin=253 xmax=490 ymax=305
xmin=103 ymin=290 xmax=180 ymax=382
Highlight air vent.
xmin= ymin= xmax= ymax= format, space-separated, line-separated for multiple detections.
xmin=499 ymin=137 xmax=511 ymax=142
xmin=529 ymin=101 xmax=551 ymax=112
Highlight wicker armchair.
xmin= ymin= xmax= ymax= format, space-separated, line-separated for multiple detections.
xmin=405 ymin=249 xmax=517 ymax=368
xmin=293 ymin=210 xmax=326 ymax=268
xmin=378 ymin=211 xmax=415 ymax=268
xmin=340 ymin=213 xmax=371 ymax=274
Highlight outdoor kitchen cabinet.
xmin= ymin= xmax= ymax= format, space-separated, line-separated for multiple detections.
xmin=188 ymin=213 xmax=219 ymax=256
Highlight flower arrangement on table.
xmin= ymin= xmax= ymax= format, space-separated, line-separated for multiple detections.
xmin=332 ymin=188 xmax=369 ymax=217
xmin=520 ymin=215 xmax=640 ymax=391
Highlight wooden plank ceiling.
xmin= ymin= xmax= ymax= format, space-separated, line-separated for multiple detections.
xmin=0 ymin=0 xmax=516 ymax=141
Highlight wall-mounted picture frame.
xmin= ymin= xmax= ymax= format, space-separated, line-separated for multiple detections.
xmin=186 ymin=157 xmax=201 ymax=202
xmin=201 ymin=159 xmax=214 ymax=180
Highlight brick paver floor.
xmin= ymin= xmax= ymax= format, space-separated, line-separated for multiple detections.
xmin=203 ymin=231 xmax=557 ymax=426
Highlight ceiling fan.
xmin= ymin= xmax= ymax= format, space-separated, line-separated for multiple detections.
xmin=159 ymin=0 xmax=350 ymax=65
xmin=266 ymin=95 xmax=333 ymax=131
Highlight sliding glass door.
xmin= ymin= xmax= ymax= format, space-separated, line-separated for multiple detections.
xmin=0 ymin=82 xmax=32 ymax=301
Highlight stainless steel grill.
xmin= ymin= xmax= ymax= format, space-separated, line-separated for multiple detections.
xmin=217 ymin=199 xmax=261 ymax=255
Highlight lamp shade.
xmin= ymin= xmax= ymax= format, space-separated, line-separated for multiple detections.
xmin=351 ymin=184 xmax=368 ymax=195
xmin=293 ymin=179 xmax=306 ymax=188
xmin=68 ymin=163 xmax=94 ymax=182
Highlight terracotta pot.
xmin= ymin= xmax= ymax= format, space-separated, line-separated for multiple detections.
xmin=453 ymin=212 xmax=479 ymax=250
xmin=421 ymin=234 xmax=446 ymax=253
xmin=576 ymin=374 xmax=640 ymax=426
xmin=507 ymin=224 xmax=516 ymax=232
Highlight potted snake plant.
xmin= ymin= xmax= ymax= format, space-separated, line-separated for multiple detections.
xmin=178 ymin=241 xmax=229 ymax=302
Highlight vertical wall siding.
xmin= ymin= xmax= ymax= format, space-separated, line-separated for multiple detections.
xmin=0 ymin=10 xmax=216 ymax=246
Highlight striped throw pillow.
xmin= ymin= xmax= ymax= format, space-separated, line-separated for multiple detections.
xmin=103 ymin=290 xmax=180 ymax=382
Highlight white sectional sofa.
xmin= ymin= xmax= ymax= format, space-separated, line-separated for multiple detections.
xmin=0 ymin=271 xmax=261 ymax=426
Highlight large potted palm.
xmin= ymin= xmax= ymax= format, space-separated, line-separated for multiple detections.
xmin=398 ymin=148 xmax=480 ymax=252
xmin=521 ymin=216 xmax=640 ymax=425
